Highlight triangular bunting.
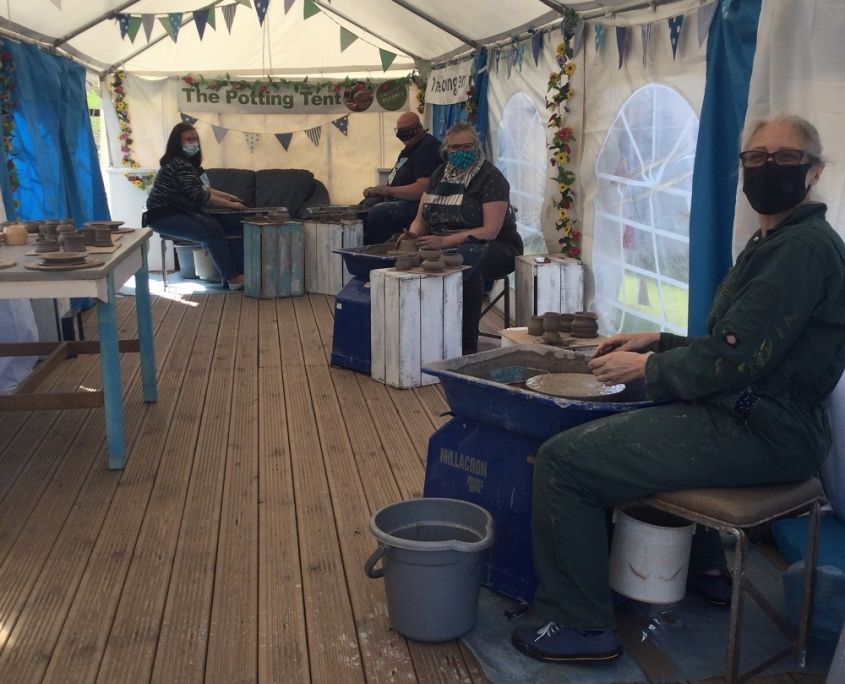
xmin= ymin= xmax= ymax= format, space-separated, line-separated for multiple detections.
xmin=493 ymin=49 xmax=501 ymax=73
xmin=668 ymin=15 xmax=684 ymax=60
xmin=340 ymin=27 xmax=358 ymax=52
xmin=594 ymin=25 xmax=606 ymax=53
xmin=49 ymin=0 xmax=61 ymax=7
xmin=515 ymin=42 xmax=526 ymax=72
xmin=615 ymin=26 xmax=627 ymax=69
xmin=142 ymin=14 xmax=155 ymax=42
xmin=506 ymin=49 xmax=516 ymax=78
xmin=254 ymin=0 xmax=270 ymax=25
xmin=572 ymin=20 xmax=585 ymax=58
xmin=127 ymin=16 xmax=142 ymax=43
xmin=332 ymin=116 xmax=349 ymax=136
xmin=697 ymin=2 xmax=718 ymax=47
xmin=284 ymin=0 xmax=295 ymax=14
xmin=641 ymin=23 xmax=653 ymax=68
xmin=303 ymin=0 xmax=320 ymax=19
xmin=118 ymin=14 xmax=130 ymax=40
xmin=180 ymin=113 xmax=198 ymax=125
xmin=212 ymin=125 xmax=228 ymax=143
xmin=222 ymin=4 xmax=237 ymax=34
xmin=237 ymin=0 xmax=252 ymax=6
xmin=194 ymin=9 xmax=210 ymax=40
xmin=305 ymin=126 xmax=322 ymax=147
xmin=531 ymin=32 xmax=543 ymax=66
xmin=244 ymin=132 xmax=260 ymax=154
xmin=207 ymin=8 xmax=217 ymax=30
xmin=275 ymin=133 xmax=293 ymax=151
xmin=379 ymin=49 xmax=397 ymax=72
xmin=159 ymin=13 xmax=182 ymax=42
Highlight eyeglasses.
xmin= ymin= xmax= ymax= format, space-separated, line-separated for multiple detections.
xmin=739 ymin=148 xmax=816 ymax=168
xmin=446 ymin=143 xmax=476 ymax=152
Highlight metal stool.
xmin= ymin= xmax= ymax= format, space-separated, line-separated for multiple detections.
xmin=638 ymin=478 xmax=823 ymax=683
xmin=479 ymin=277 xmax=511 ymax=339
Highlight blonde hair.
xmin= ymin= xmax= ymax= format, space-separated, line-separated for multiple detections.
xmin=742 ymin=114 xmax=824 ymax=161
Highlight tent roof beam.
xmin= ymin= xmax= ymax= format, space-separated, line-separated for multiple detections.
xmin=51 ymin=0 xmax=142 ymax=49
xmin=388 ymin=0 xmax=481 ymax=50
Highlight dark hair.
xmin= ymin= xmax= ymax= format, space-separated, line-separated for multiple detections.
xmin=160 ymin=122 xmax=202 ymax=167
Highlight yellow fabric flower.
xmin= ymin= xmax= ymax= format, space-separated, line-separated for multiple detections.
xmin=563 ymin=61 xmax=576 ymax=77
xmin=556 ymin=43 xmax=566 ymax=56
xmin=555 ymin=151 xmax=566 ymax=163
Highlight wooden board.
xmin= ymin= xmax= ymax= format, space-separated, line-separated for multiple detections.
xmin=244 ymin=221 xmax=304 ymax=298
xmin=24 ymin=257 xmax=105 ymax=271
xmin=501 ymin=326 xmax=603 ymax=349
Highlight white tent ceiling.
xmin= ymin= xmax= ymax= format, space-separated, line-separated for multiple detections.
xmin=2 ymin=0 xmax=649 ymax=78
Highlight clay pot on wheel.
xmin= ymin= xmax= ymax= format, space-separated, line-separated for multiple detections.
xmin=571 ymin=311 xmax=599 ymax=338
xmin=61 ymin=233 xmax=86 ymax=253
xmin=542 ymin=312 xmax=562 ymax=334
xmin=34 ymin=237 xmax=59 ymax=253
xmin=397 ymin=235 xmax=418 ymax=253
xmin=527 ymin=315 xmax=544 ymax=336
xmin=560 ymin=313 xmax=574 ymax=333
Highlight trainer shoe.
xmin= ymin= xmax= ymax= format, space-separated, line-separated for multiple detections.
xmin=511 ymin=621 xmax=623 ymax=664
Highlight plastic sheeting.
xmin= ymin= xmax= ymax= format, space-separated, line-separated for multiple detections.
xmin=0 ymin=300 xmax=37 ymax=394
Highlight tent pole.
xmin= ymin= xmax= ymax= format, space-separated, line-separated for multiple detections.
xmin=535 ymin=0 xmax=571 ymax=11
xmin=578 ymin=0 xmax=684 ymax=21
xmin=388 ymin=0 xmax=481 ymax=50
xmin=51 ymin=0 xmax=143 ymax=49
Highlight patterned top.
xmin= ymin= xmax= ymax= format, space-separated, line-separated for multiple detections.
xmin=145 ymin=157 xmax=210 ymax=221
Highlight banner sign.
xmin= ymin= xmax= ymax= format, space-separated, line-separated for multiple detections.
xmin=425 ymin=59 xmax=473 ymax=105
xmin=177 ymin=79 xmax=408 ymax=114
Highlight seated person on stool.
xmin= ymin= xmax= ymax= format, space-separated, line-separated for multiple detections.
xmin=511 ymin=114 xmax=845 ymax=665
xmin=405 ymin=122 xmax=523 ymax=355
xmin=361 ymin=112 xmax=441 ymax=245
xmin=145 ymin=122 xmax=247 ymax=290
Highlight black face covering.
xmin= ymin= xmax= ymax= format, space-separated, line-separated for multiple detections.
xmin=742 ymin=161 xmax=813 ymax=215
xmin=396 ymin=125 xmax=420 ymax=142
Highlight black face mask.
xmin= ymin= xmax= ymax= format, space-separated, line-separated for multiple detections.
xmin=742 ymin=161 xmax=813 ymax=215
xmin=396 ymin=125 xmax=420 ymax=142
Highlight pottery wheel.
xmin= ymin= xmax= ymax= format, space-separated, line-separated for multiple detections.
xmin=25 ymin=257 xmax=105 ymax=271
xmin=0 ymin=258 xmax=15 ymax=269
xmin=525 ymin=372 xmax=625 ymax=400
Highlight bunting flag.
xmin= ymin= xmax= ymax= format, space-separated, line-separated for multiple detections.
xmin=531 ymin=32 xmax=543 ymax=66
xmin=244 ymin=132 xmax=260 ymax=153
xmin=668 ymin=15 xmax=684 ymax=60
xmin=303 ymin=0 xmax=320 ymax=19
xmin=255 ymin=0 xmax=270 ymax=25
xmin=379 ymin=49 xmax=397 ymax=72
xmin=340 ymin=27 xmax=358 ymax=52
xmin=616 ymin=26 xmax=627 ymax=69
xmin=49 ymin=0 xmax=61 ymax=8
xmin=284 ymin=0 xmax=295 ymax=14
xmin=494 ymin=48 xmax=501 ymax=74
xmin=332 ymin=115 xmax=349 ymax=136
xmin=159 ymin=13 xmax=183 ymax=43
xmin=594 ymin=25 xmax=606 ymax=53
xmin=212 ymin=125 xmax=228 ymax=143
xmin=572 ymin=20 xmax=585 ymax=58
xmin=275 ymin=133 xmax=293 ymax=151
xmin=506 ymin=48 xmax=516 ymax=78
xmin=207 ymin=8 xmax=217 ymax=30
xmin=127 ymin=16 xmax=142 ymax=43
xmin=515 ymin=42 xmax=526 ymax=72
xmin=305 ymin=126 xmax=322 ymax=147
xmin=222 ymin=4 xmax=237 ymax=34
xmin=118 ymin=14 xmax=130 ymax=40
xmin=194 ymin=9 xmax=211 ymax=40
xmin=237 ymin=0 xmax=252 ymax=6
xmin=641 ymin=23 xmax=653 ymax=68
xmin=180 ymin=113 xmax=198 ymax=125
xmin=142 ymin=15 xmax=156 ymax=42
xmin=697 ymin=2 xmax=718 ymax=47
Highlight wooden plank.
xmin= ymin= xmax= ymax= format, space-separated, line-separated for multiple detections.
xmin=369 ymin=269 xmax=386 ymax=383
xmin=394 ymin=273 xmax=422 ymax=388
xmin=265 ymin=223 xmax=281 ymax=298
xmin=244 ymin=223 xmax=261 ymax=297
xmin=419 ymin=274 xmax=443 ymax=386
xmin=535 ymin=261 xmax=562 ymax=315
xmin=560 ymin=258 xmax=584 ymax=313
xmin=327 ymin=222 xmax=344 ymax=295
xmin=316 ymin=222 xmax=333 ymax=294
xmin=304 ymin=221 xmax=318 ymax=293
xmin=442 ymin=270 xmax=463 ymax=363
xmin=288 ymin=222 xmax=305 ymax=296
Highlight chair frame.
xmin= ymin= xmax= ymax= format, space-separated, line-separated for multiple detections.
xmin=637 ymin=493 xmax=821 ymax=684
xmin=478 ymin=278 xmax=511 ymax=339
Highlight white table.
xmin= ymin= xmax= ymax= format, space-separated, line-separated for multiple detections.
xmin=0 ymin=229 xmax=157 ymax=469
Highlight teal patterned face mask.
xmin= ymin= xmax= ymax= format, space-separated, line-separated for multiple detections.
xmin=448 ymin=148 xmax=479 ymax=170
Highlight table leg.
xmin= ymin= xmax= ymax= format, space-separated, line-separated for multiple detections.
xmin=135 ymin=247 xmax=158 ymax=403
xmin=98 ymin=274 xmax=125 ymax=470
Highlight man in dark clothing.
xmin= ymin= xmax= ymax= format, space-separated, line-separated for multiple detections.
xmin=361 ymin=112 xmax=442 ymax=245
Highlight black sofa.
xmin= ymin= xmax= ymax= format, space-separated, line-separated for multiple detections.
xmin=205 ymin=168 xmax=330 ymax=218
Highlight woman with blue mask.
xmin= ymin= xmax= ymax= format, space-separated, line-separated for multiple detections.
xmin=145 ymin=123 xmax=247 ymax=289
xmin=406 ymin=122 xmax=523 ymax=354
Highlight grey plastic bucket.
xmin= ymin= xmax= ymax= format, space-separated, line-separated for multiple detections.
xmin=364 ymin=497 xmax=494 ymax=642
xmin=173 ymin=244 xmax=198 ymax=279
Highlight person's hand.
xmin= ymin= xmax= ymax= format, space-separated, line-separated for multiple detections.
xmin=364 ymin=185 xmax=391 ymax=198
xmin=228 ymin=198 xmax=246 ymax=210
xmin=394 ymin=230 xmax=415 ymax=249
xmin=592 ymin=332 xmax=660 ymax=359
xmin=588 ymin=350 xmax=649 ymax=386
xmin=417 ymin=234 xmax=447 ymax=249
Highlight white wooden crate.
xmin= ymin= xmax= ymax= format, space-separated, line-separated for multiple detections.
xmin=304 ymin=219 xmax=364 ymax=295
xmin=514 ymin=255 xmax=584 ymax=325
xmin=370 ymin=268 xmax=462 ymax=389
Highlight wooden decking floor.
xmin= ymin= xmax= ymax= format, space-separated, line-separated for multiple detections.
xmin=0 ymin=292 xmax=827 ymax=684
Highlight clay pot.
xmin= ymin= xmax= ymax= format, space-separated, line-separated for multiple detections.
xmin=527 ymin=315 xmax=544 ymax=336
xmin=34 ymin=237 xmax=59 ymax=253
xmin=394 ymin=255 xmax=413 ymax=271
xmin=542 ymin=312 xmax=562 ymax=334
xmin=571 ymin=311 xmax=599 ymax=338
xmin=41 ymin=221 xmax=60 ymax=237
xmin=560 ymin=313 xmax=574 ymax=333
xmin=421 ymin=257 xmax=445 ymax=272
xmin=81 ymin=228 xmax=97 ymax=246
xmin=2 ymin=223 xmax=28 ymax=246
xmin=93 ymin=227 xmax=113 ymax=247
xmin=61 ymin=233 xmax=86 ymax=253
xmin=418 ymin=248 xmax=442 ymax=262
xmin=57 ymin=225 xmax=76 ymax=250
xmin=397 ymin=235 xmax=418 ymax=253
xmin=442 ymin=249 xmax=464 ymax=267
xmin=24 ymin=221 xmax=41 ymax=234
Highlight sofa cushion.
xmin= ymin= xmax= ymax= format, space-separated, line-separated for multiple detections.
xmin=255 ymin=169 xmax=316 ymax=213
xmin=205 ymin=168 xmax=256 ymax=207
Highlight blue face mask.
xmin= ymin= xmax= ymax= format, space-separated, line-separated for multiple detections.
xmin=448 ymin=148 xmax=479 ymax=170
xmin=182 ymin=143 xmax=200 ymax=157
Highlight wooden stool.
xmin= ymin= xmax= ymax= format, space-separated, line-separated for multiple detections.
xmin=304 ymin=219 xmax=363 ymax=295
xmin=514 ymin=254 xmax=583 ymax=325
xmin=369 ymin=268 xmax=462 ymax=389
xmin=638 ymin=478 xmax=823 ymax=684
xmin=243 ymin=220 xmax=304 ymax=298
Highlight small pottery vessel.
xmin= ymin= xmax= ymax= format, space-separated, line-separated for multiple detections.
xmin=34 ymin=237 xmax=60 ymax=253
xmin=394 ymin=255 xmax=413 ymax=271
xmin=571 ymin=311 xmax=599 ymax=338
xmin=24 ymin=221 xmax=41 ymax=234
xmin=421 ymin=257 xmax=445 ymax=272
xmin=560 ymin=313 xmax=574 ymax=333
xmin=408 ymin=254 xmax=422 ymax=267
xmin=542 ymin=311 xmax=562 ymax=334
xmin=41 ymin=221 xmax=60 ymax=237
xmin=2 ymin=223 xmax=28 ymax=246
xmin=442 ymin=249 xmax=464 ymax=267
xmin=61 ymin=233 xmax=86 ymax=253
xmin=81 ymin=228 xmax=97 ymax=246
xmin=93 ymin=227 xmax=113 ymax=248
xmin=527 ymin=315 xmax=544 ymax=336
xmin=56 ymin=225 xmax=76 ymax=250
xmin=419 ymin=248 xmax=442 ymax=262
xmin=397 ymin=235 xmax=418 ymax=253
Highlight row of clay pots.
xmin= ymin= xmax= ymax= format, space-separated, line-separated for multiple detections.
xmin=395 ymin=248 xmax=464 ymax=272
xmin=527 ymin=311 xmax=599 ymax=339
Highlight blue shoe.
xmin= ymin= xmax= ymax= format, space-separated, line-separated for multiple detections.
xmin=511 ymin=621 xmax=623 ymax=663
xmin=689 ymin=572 xmax=732 ymax=607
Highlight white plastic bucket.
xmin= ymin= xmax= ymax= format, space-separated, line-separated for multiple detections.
xmin=609 ymin=506 xmax=695 ymax=604
xmin=193 ymin=247 xmax=219 ymax=282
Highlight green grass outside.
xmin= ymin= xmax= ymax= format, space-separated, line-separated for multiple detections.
xmin=617 ymin=272 xmax=688 ymax=332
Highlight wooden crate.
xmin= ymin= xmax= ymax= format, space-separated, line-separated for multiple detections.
xmin=243 ymin=220 xmax=304 ymax=299
xmin=370 ymin=268 xmax=462 ymax=389
xmin=514 ymin=255 xmax=584 ymax=325
xmin=303 ymin=219 xmax=363 ymax=295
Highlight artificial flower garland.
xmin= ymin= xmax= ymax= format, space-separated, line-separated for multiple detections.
xmin=111 ymin=70 xmax=140 ymax=169
xmin=0 ymin=45 xmax=20 ymax=201
xmin=546 ymin=12 xmax=581 ymax=258
xmin=126 ymin=172 xmax=156 ymax=191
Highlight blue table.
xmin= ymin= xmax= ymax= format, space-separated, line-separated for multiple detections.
xmin=0 ymin=228 xmax=157 ymax=469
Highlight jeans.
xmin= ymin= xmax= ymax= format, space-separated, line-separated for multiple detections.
xmin=151 ymin=211 xmax=243 ymax=280
xmin=363 ymin=200 xmax=419 ymax=245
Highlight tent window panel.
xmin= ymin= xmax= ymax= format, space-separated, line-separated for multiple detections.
xmin=496 ymin=92 xmax=546 ymax=256
xmin=593 ymin=84 xmax=698 ymax=336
